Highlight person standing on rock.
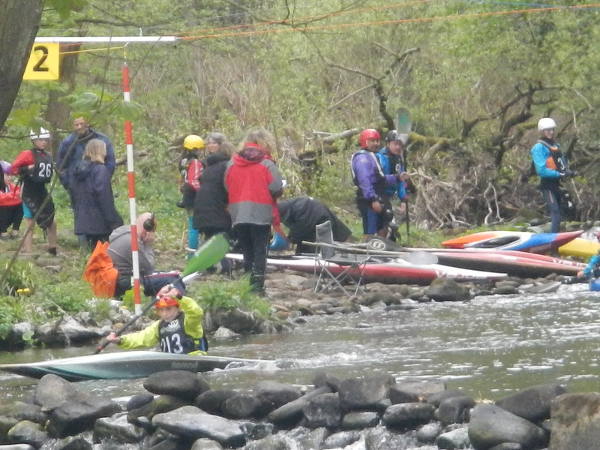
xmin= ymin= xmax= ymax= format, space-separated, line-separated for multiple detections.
xmin=10 ymin=128 xmax=58 ymax=255
xmin=351 ymin=129 xmax=404 ymax=239
xmin=530 ymin=117 xmax=576 ymax=233
xmin=225 ymin=129 xmax=284 ymax=294
xmin=105 ymin=284 xmax=207 ymax=354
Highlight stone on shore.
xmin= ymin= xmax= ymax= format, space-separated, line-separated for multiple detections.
xmin=438 ymin=395 xmax=476 ymax=425
xmin=341 ymin=411 xmax=380 ymax=429
xmin=128 ymin=395 xmax=188 ymax=424
xmin=40 ymin=435 xmax=93 ymax=450
xmin=338 ymin=375 xmax=396 ymax=410
xmin=7 ymin=421 xmax=48 ymax=447
xmin=321 ymin=430 xmax=361 ymax=449
xmin=221 ymin=392 xmax=262 ymax=419
xmin=241 ymin=434 xmax=298 ymax=450
xmin=143 ymin=371 xmax=210 ymax=399
xmin=268 ymin=386 xmax=332 ymax=426
xmin=550 ymin=392 xmax=600 ymax=450
xmin=435 ymin=426 xmax=470 ymax=449
xmin=416 ymin=422 xmax=442 ymax=443
xmin=194 ymin=390 xmax=237 ymax=416
xmin=93 ymin=413 xmax=146 ymax=443
xmin=0 ymin=402 xmax=46 ymax=424
xmin=302 ymin=393 xmax=342 ymax=428
xmin=425 ymin=279 xmax=471 ymax=302
xmin=47 ymin=396 xmax=120 ymax=438
xmin=389 ymin=380 xmax=446 ymax=404
xmin=382 ymin=403 xmax=435 ymax=429
xmin=255 ymin=381 xmax=302 ymax=414
xmin=427 ymin=390 xmax=468 ymax=407
xmin=152 ymin=405 xmax=246 ymax=447
xmin=468 ymin=404 xmax=547 ymax=450
xmin=495 ymin=383 xmax=566 ymax=422
xmin=34 ymin=374 xmax=80 ymax=411
xmin=190 ymin=438 xmax=223 ymax=450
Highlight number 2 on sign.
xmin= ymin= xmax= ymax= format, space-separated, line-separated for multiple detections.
xmin=24 ymin=43 xmax=60 ymax=81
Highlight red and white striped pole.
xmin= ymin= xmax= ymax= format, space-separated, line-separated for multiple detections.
xmin=122 ymin=61 xmax=142 ymax=314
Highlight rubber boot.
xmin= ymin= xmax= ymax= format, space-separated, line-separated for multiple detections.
xmin=187 ymin=215 xmax=200 ymax=259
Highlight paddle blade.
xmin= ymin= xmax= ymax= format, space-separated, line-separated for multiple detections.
xmin=396 ymin=107 xmax=412 ymax=134
xmin=182 ymin=233 xmax=230 ymax=276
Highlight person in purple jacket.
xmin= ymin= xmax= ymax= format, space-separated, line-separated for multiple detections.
xmin=351 ymin=129 xmax=404 ymax=239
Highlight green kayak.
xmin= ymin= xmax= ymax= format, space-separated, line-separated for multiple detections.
xmin=0 ymin=351 xmax=267 ymax=382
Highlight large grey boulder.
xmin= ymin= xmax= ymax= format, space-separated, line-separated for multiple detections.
xmin=468 ymin=404 xmax=547 ymax=450
xmin=268 ymin=386 xmax=331 ymax=426
xmin=389 ymin=381 xmax=446 ymax=404
xmin=425 ymin=279 xmax=471 ymax=302
xmin=495 ymin=383 xmax=566 ymax=422
xmin=152 ymin=405 xmax=245 ymax=447
xmin=143 ymin=371 xmax=210 ymax=400
xmin=341 ymin=411 xmax=379 ymax=430
xmin=435 ymin=426 xmax=470 ymax=449
xmin=221 ymin=392 xmax=262 ymax=419
xmin=194 ymin=390 xmax=237 ymax=416
xmin=0 ymin=415 xmax=19 ymax=441
xmin=303 ymin=393 xmax=342 ymax=428
xmin=34 ymin=374 xmax=79 ymax=411
xmin=338 ymin=375 xmax=396 ymax=410
xmin=438 ymin=395 xmax=476 ymax=425
xmin=427 ymin=390 xmax=468 ymax=407
xmin=417 ymin=422 xmax=442 ymax=443
xmin=93 ymin=413 xmax=146 ymax=443
xmin=7 ymin=420 xmax=48 ymax=447
xmin=550 ymin=392 xmax=600 ymax=450
xmin=47 ymin=396 xmax=120 ymax=438
xmin=255 ymin=381 xmax=302 ymax=414
xmin=382 ymin=403 xmax=435 ymax=429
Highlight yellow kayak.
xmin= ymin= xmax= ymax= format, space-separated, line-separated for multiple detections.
xmin=558 ymin=238 xmax=600 ymax=259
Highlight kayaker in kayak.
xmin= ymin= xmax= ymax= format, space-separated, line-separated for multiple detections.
xmin=105 ymin=284 xmax=207 ymax=354
xmin=577 ymin=233 xmax=600 ymax=280
xmin=530 ymin=118 xmax=576 ymax=233
xmin=351 ymin=129 xmax=403 ymax=239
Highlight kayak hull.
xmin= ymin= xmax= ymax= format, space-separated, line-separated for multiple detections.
xmin=442 ymin=230 xmax=583 ymax=253
xmin=559 ymin=238 xmax=600 ymax=259
xmin=228 ymin=253 xmax=507 ymax=284
xmin=0 ymin=351 xmax=266 ymax=382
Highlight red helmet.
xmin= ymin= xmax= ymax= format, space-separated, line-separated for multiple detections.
xmin=155 ymin=296 xmax=179 ymax=309
xmin=358 ymin=129 xmax=381 ymax=149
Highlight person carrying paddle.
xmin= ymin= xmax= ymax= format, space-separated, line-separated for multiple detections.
xmin=105 ymin=284 xmax=207 ymax=355
xmin=351 ymin=129 xmax=404 ymax=239
xmin=530 ymin=118 xmax=576 ymax=233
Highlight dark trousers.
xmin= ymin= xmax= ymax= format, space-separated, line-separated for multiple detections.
xmin=541 ymin=186 xmax=561 ymax=233
xmin=233 ymin=223 xmax=270 ymax=290
xmin=86 ymin=234 xmax=110 ymax=251
xmin=0 ymin=205 xmax=23 ymax=233
xmin=199 ymin=227 xmax=232 ymax=274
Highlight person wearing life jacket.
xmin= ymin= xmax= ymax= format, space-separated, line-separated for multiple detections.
xmin=10 ymin=128 xmax=58 ymax=255
xmin=0 ymin=161 xmax=23 ymax=239
xmin=530 ymin=118 xmax=576 ymax=233
xmin=577 ymin=233 xmax=600 ymax=280
xmin=351 ymin=129 xmax=404 ymax=239
xmin=105 ymin=284 xmax=207 ymax=355
xmin=178 ymin=134 xmax=205 ymax=257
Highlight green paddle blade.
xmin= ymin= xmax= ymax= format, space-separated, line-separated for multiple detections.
xmin=396 ymin=107 xmax=412 ymax=134
xmin=182 ymin=234 xmax=230 ymax=276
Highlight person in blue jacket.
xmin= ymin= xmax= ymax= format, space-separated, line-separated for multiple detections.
xmin=351 ymin=129 xmax=403 ymax=239
xmin=530 ymin=117 xmax=575 ymax=233
xmin=376 ymin=130 xmax=411 ymax=240
xmin=577 ymin=234 xmax=600 ymax=281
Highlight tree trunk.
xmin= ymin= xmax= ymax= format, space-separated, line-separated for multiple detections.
xmin=0 ymin=0 xmax=43 ymax=130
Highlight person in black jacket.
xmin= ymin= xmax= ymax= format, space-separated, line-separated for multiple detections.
xmin=277 ymin=197 xmax=352 ymax=254
xmin=71 ymin=139 xmax=123 ymax=250
xmin=192 ymin=150 xmax=232 ymax=273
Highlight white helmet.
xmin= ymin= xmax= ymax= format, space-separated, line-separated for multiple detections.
xmin=537 ymin=118 xmax=556 ymax=132
xmin=30 ymin=127 xmax=50 ymax=140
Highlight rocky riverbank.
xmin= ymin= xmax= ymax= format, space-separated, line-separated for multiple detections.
xmin=0 ymin=368 xmax=596 ymax=449
xmin=1 ymin=270 xmax=567 ymax=351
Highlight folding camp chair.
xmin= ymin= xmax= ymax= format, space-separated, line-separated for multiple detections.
xmin=313 ymin=221 xmax=370 ymax=298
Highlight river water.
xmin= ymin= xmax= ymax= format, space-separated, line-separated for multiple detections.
xmin=2 ymin=283 xmax=599 ymax=404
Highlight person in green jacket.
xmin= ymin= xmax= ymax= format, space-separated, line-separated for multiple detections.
xmin=106 ymin=285 xmax=207 ymax=354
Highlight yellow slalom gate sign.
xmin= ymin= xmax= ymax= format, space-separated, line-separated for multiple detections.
xmin=23 ymin=43 xmax=60 ymax=80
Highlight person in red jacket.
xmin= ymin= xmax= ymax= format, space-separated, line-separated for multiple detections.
xmin=11 ymin=128 xmax=58 ymax=254
xmin=224 ymin=129 xmax=283 ymax=293
xmin=0 ymin=161 xmax=23 ymax=239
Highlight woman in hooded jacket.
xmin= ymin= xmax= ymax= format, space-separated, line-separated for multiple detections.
xmin=71 ymin=139 xmax=123 ymax=250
